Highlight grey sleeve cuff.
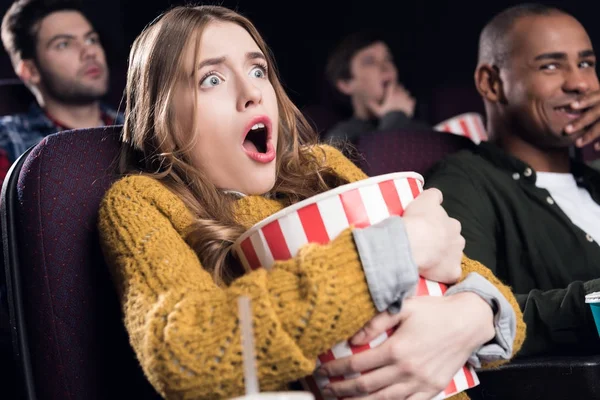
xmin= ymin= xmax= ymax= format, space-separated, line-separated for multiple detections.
xmin=445 ymin=272 xmax=516 ymax=368
xmin=352 ymin=216 xmax=419 ymax=314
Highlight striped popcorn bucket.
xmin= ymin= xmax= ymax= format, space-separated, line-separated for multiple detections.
xmin=233 ymin=172 xmax=479 ymax=399
xmin=434 ymin=112 xmax=488 ymax=144
xmin=301 ymin=279 xmax=480 ymax=400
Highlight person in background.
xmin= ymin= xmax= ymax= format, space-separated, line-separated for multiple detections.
xmin=323 ymin=32 xmax=429 ymax=144
xmin=0 ymin=0 xmax=123 ymax=165
xmin=426 ymin=3 xmax=600 ymax=357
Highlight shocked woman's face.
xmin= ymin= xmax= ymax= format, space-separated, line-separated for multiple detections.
xmin=174 ymin=21 xmax=279 ymax=195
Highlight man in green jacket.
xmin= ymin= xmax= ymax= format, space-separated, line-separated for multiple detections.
xmin=426 ymin=3 xmax=600 ymax=357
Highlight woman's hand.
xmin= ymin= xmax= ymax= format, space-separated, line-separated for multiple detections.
xmin=317 ymin=293 xmax=495 ymax=399
xmin=402 ymin=188 xmax=465 ymax=284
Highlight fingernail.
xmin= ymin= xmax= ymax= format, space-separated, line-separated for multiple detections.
xmin=322 ymin=388 xmax=333 ymax=396
xmin=572 ymin=101 xmax=580 ymax=108
xmin=351 ymin=329 xmax=366 ymax=345
xmin=315 ymin=367 xmax=328 ymax=377
xmin=577 ymin=138 xmax=584 ymax=147
xmin=566 ymin=124 xmax=574 ymax=133
xmin=595 ymin=142 xmax=600 ymax=151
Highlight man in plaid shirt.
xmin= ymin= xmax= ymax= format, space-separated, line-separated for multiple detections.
xmin=0 ymin=102 xmax=123 ymax=165
xmin=0 ymin=0 xmax=124 ymax=174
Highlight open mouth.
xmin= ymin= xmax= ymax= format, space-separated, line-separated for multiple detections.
xmin=241 ymin=116 xmax=275 ymax=163
xmin=243 ymin=122 xmax=268 ymax=154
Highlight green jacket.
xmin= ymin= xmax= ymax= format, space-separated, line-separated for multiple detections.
xmin=426 ymin=142 xmax=600 ymax=357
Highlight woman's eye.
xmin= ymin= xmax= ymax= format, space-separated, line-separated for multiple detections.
xmin=250 ymin=66 xmax=267 ymax=79
xmin=200 ymin=74 xmax=222 ymax=88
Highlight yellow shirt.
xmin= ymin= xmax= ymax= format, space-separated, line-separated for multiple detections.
xmin=98 ymin=144 xmax=524 ymax=399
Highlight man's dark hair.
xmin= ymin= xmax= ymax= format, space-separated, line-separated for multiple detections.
xmin=324 ymin=31 xmax=387 ymax=110
xmin=1 ymin=0 xmax=86 ymax=67
xmin=325 ymin=31 xmax=386 ymax=89
xmin=478 ymin=3 xmax=566 ymax=66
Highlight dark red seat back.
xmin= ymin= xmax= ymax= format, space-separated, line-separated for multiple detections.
xmin=356 ymin=129 xmax=476 ymax=177
xmin=429 ymin=84 xmax=485 ymax=125
xmin=2 ymin=126 xmax=159 ymax=399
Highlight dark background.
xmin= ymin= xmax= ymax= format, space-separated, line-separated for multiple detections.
xmin=0 ymin=0 xmax=599 ymax=120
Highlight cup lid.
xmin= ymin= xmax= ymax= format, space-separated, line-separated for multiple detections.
xmin=585 ymin=291 xmax=600 ymax=303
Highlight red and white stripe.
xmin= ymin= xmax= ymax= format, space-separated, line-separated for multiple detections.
xmin=416 ymin=280 xmax=480 ymax=400
xmin=301 ymin=329 xmax=396 ymax=400
xmin=237 ymin=176 xmax=423 ymax=271
xmin=434 ymin=113 xmax=488 ymax=144
xmin=233 ymin=173 xmax=479 ymax=399
xmin=300 ymin=278 xmax=479 ymax=400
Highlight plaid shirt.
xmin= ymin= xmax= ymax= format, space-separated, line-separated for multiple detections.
xmin=0 ymin=102 xmax=124 ymax=165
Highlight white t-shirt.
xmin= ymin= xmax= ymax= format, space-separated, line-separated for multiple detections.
xmin=536 ymin=172 xmax=600 ymax=244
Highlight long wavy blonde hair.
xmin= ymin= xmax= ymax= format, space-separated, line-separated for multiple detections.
xmin=121 ymin=5 xmax=347 ymax=285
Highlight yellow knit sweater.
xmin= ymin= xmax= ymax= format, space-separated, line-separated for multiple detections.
xmin=98 ymin=145 xmax=525 ymax=400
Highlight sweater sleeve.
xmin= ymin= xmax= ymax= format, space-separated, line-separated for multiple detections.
xmin=98 ymin=176 xmax=378 ymax=399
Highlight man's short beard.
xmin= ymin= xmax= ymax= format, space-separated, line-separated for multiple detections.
xmin=37 ymin=62 xmax=109 ymax=106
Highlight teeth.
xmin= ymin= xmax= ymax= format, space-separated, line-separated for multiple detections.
xmin=250 ymin=123 xmax=265 ymax=130
xmin=558 ymin=106 xmax=580 ymax=113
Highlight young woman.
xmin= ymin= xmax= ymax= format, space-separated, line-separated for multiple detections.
xmin=98 ymin=5 xmax=524 ymax=399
